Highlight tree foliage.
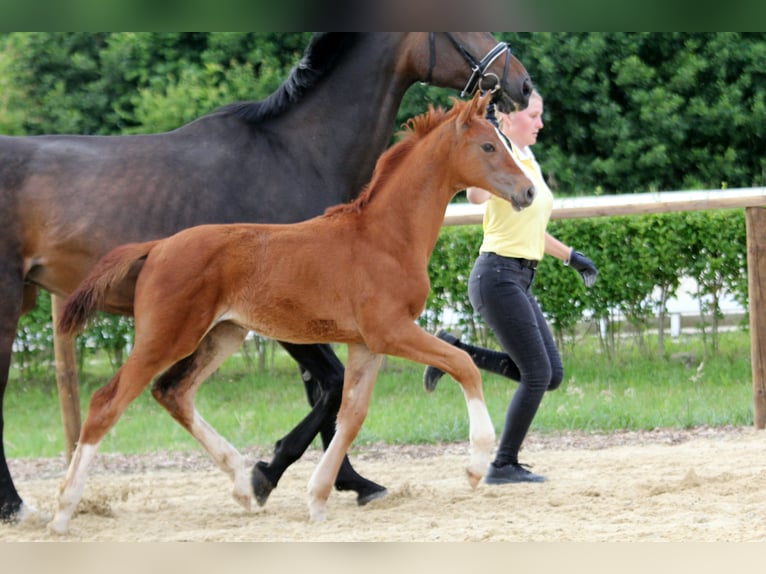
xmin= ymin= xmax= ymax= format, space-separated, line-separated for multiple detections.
xmin=498 ymin=33 xmax=766 ymax=194
xmin=0 ymin=32 xmax=311 ymax=135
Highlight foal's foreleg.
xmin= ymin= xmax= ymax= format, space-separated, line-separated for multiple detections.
xmin=252 ymin=342 xmax=386 ymax=507
xmin=151 ymin=322 xmax=251 ymax=510
xmin=373 ymin=323 xmax=495 ymax=487
xmin=307 ymin=344 xmax=383 ymax=522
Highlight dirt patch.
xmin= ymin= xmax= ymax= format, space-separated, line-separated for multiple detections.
xmin=3 ymin=425 xmax=765 ymax=541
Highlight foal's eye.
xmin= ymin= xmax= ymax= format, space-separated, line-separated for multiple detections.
xmin=481 ymin=143 xmax=496 ymax=153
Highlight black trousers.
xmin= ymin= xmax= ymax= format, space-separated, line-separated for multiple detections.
xmin=467 ymin=252 xmax=564 ymax=466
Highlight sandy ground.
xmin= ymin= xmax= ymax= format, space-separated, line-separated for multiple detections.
xmin=2 ymin=425 xmax=765 ymax=542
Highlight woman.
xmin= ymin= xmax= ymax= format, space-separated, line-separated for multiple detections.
xmin=425 ymin=90 xmax=598 ymax=484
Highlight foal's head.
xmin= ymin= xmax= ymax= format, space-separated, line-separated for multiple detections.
xmin=438 ymin=92 xmax=535 ymax=211
xmin=327 ymin=92 xmax=535 ymax=218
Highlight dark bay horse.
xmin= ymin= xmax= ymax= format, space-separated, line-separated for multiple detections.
xmin=0 ymin=32 xmax=533 ymax=523
xmin=50 ymin=93 xmax=535 ymax=532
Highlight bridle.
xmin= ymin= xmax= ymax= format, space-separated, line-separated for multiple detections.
xmin=424 ymin=32 xmax=511 ymax=97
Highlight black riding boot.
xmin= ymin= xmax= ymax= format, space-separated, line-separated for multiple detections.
xmin=423 ymin=330 xmax=520 ymax=392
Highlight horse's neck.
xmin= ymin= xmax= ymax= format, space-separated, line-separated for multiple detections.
xmin=280 ymin=35 xmax=414 ymax=199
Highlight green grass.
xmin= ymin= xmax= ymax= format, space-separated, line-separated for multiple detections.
xmin=4 ymin=330 xmax=754 ymax=459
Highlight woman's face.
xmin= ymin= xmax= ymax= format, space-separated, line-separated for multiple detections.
xmin=500 ymin=94 xmax=544 ymax=148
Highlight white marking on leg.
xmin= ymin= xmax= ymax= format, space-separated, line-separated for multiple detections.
xmin=307 ymin=494 xmax=329 ymax=523
xmin=307 ymin=438 xmax=345 ymax=522
xmin=48 ymin=442 xmax=101 ymax=535
xmin=465 ymin=398 xmax=495 ymax=486
xmin=306 ymin=346 xmax=383 ymax=522
xmin=189 ymin=410 xmax=251 ymax=511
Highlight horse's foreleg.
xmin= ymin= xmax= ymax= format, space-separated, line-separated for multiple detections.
xmin=49 ymin=357 xmax=161 ymax=534
xmin=0 ymin=277 xmax=37 ymax=524
xmin=307 ymin=343 xmax=382 ymax=522
xmin=151 ymin=323 xmax=251 ymax=510
xmin=0 ymin=336 xmax=27 ymax=523
xmin=372 ymin=323 xmax=495 ymax=487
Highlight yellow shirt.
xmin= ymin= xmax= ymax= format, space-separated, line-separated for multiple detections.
xmin=478 ymin=142 xmax=554 ymax=260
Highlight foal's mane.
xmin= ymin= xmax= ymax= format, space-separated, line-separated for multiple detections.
xmin=215 ymin=33 xmax=361 ymax=123
xmin=324 ymin=103 xmax=457 ymax=218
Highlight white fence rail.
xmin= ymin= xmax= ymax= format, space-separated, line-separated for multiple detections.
xmin=443 ymin=187 xmax=766 ymax=226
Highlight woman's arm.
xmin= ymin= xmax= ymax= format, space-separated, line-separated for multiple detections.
xmin=544 ymin=233 xmax=573 ymax=262
xmin=548 ymin=233 xmax=599 ymax=286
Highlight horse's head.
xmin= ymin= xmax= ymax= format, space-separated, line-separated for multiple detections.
xmin=418 ymin=33 xmax=533 ymax=114
xmin=453 ymin=92 xmax=535 ymax=211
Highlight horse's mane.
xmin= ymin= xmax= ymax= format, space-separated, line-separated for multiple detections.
xmin=214 ymin=33 xmax=361 ymax=123
xmin=324 ymin=102 xmax=456 ymax=218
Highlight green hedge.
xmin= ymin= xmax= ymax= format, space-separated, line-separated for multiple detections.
xmin=425 ymin=209 xmax=748 ymax=358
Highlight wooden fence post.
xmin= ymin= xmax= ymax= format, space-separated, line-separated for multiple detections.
xmin=746 ymin=206 xmax=766 ymax=429
xmin=51 ymin=294 xmax=82 ymax=461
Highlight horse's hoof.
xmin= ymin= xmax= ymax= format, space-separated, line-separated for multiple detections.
xmin=466 ymin=468 xmax=482 ymax=489
xmin=335 ymin=478 xmax=388 ymax=506
xmin=251 ymin=461 xmax=276 ymax=507
xmin=2 ymin=501 xmax=43 ymax=526
xmin=357 ymin=487 xmax=388 ymax=506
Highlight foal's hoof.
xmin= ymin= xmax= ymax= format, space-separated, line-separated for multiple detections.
xmin=466 ymin=467 xmax=483 ymax=489
xmin=233 ymin=489 xmax=252 ymax=512
xmin=251 ymin=461 xmax=276 ymax=507
xmin=308 ymin=501 xmax=329 ymax=523
xmin=47 ymin=516 xmax=70 ymax=536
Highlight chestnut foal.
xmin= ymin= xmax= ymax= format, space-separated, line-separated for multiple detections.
xmin=50 ymin=92 xmax=534 ymax=533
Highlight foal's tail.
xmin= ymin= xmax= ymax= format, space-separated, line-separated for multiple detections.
xmin=58 ymin=240 xmax=160 ymax=336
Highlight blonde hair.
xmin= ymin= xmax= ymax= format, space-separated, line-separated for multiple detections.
xmin=499 ymin=89 xmax=542 ymax=129
xmin=519 ymin=88 xmax=542 ymax=110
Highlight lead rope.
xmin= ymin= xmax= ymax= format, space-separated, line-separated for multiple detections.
xmin=485 ymin=98 xmax=499 ymax=128
xmin=484 ymin=96 xmax=517 ymax=159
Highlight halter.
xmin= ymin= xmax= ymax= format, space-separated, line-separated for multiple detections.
xmin=425 ymin=32 xmax=511 ymax=97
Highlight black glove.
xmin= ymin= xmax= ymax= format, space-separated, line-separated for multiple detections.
xmin=567 ymin=249 xmax=598 ymax=287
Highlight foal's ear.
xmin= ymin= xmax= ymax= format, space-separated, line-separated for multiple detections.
xmin=457 ymin=91 xmax=491 ymax=128
xmin=475 ymin=91 xmax=492 ymax=118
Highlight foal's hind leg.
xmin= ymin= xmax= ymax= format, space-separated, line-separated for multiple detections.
xmin=151 ymin=322 xmax=252 ymax=510
xmin=49 ymin=353 xmax=171 ymax=534
xmin=252 ymin=342 xmax=387 ymax=507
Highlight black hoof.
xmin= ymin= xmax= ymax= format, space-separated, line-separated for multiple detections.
xmin=335 ymin=479 xmax=389 ymax=506
xmin=423 ymin=365 xmax=444 ymax=393
xmin=357 ymin=486 xmax=388 ymax=506
xmin=0 ymin=499 xmax=23 ymax=524
xmin=251 ymin=461 xmax=276 ymax=507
